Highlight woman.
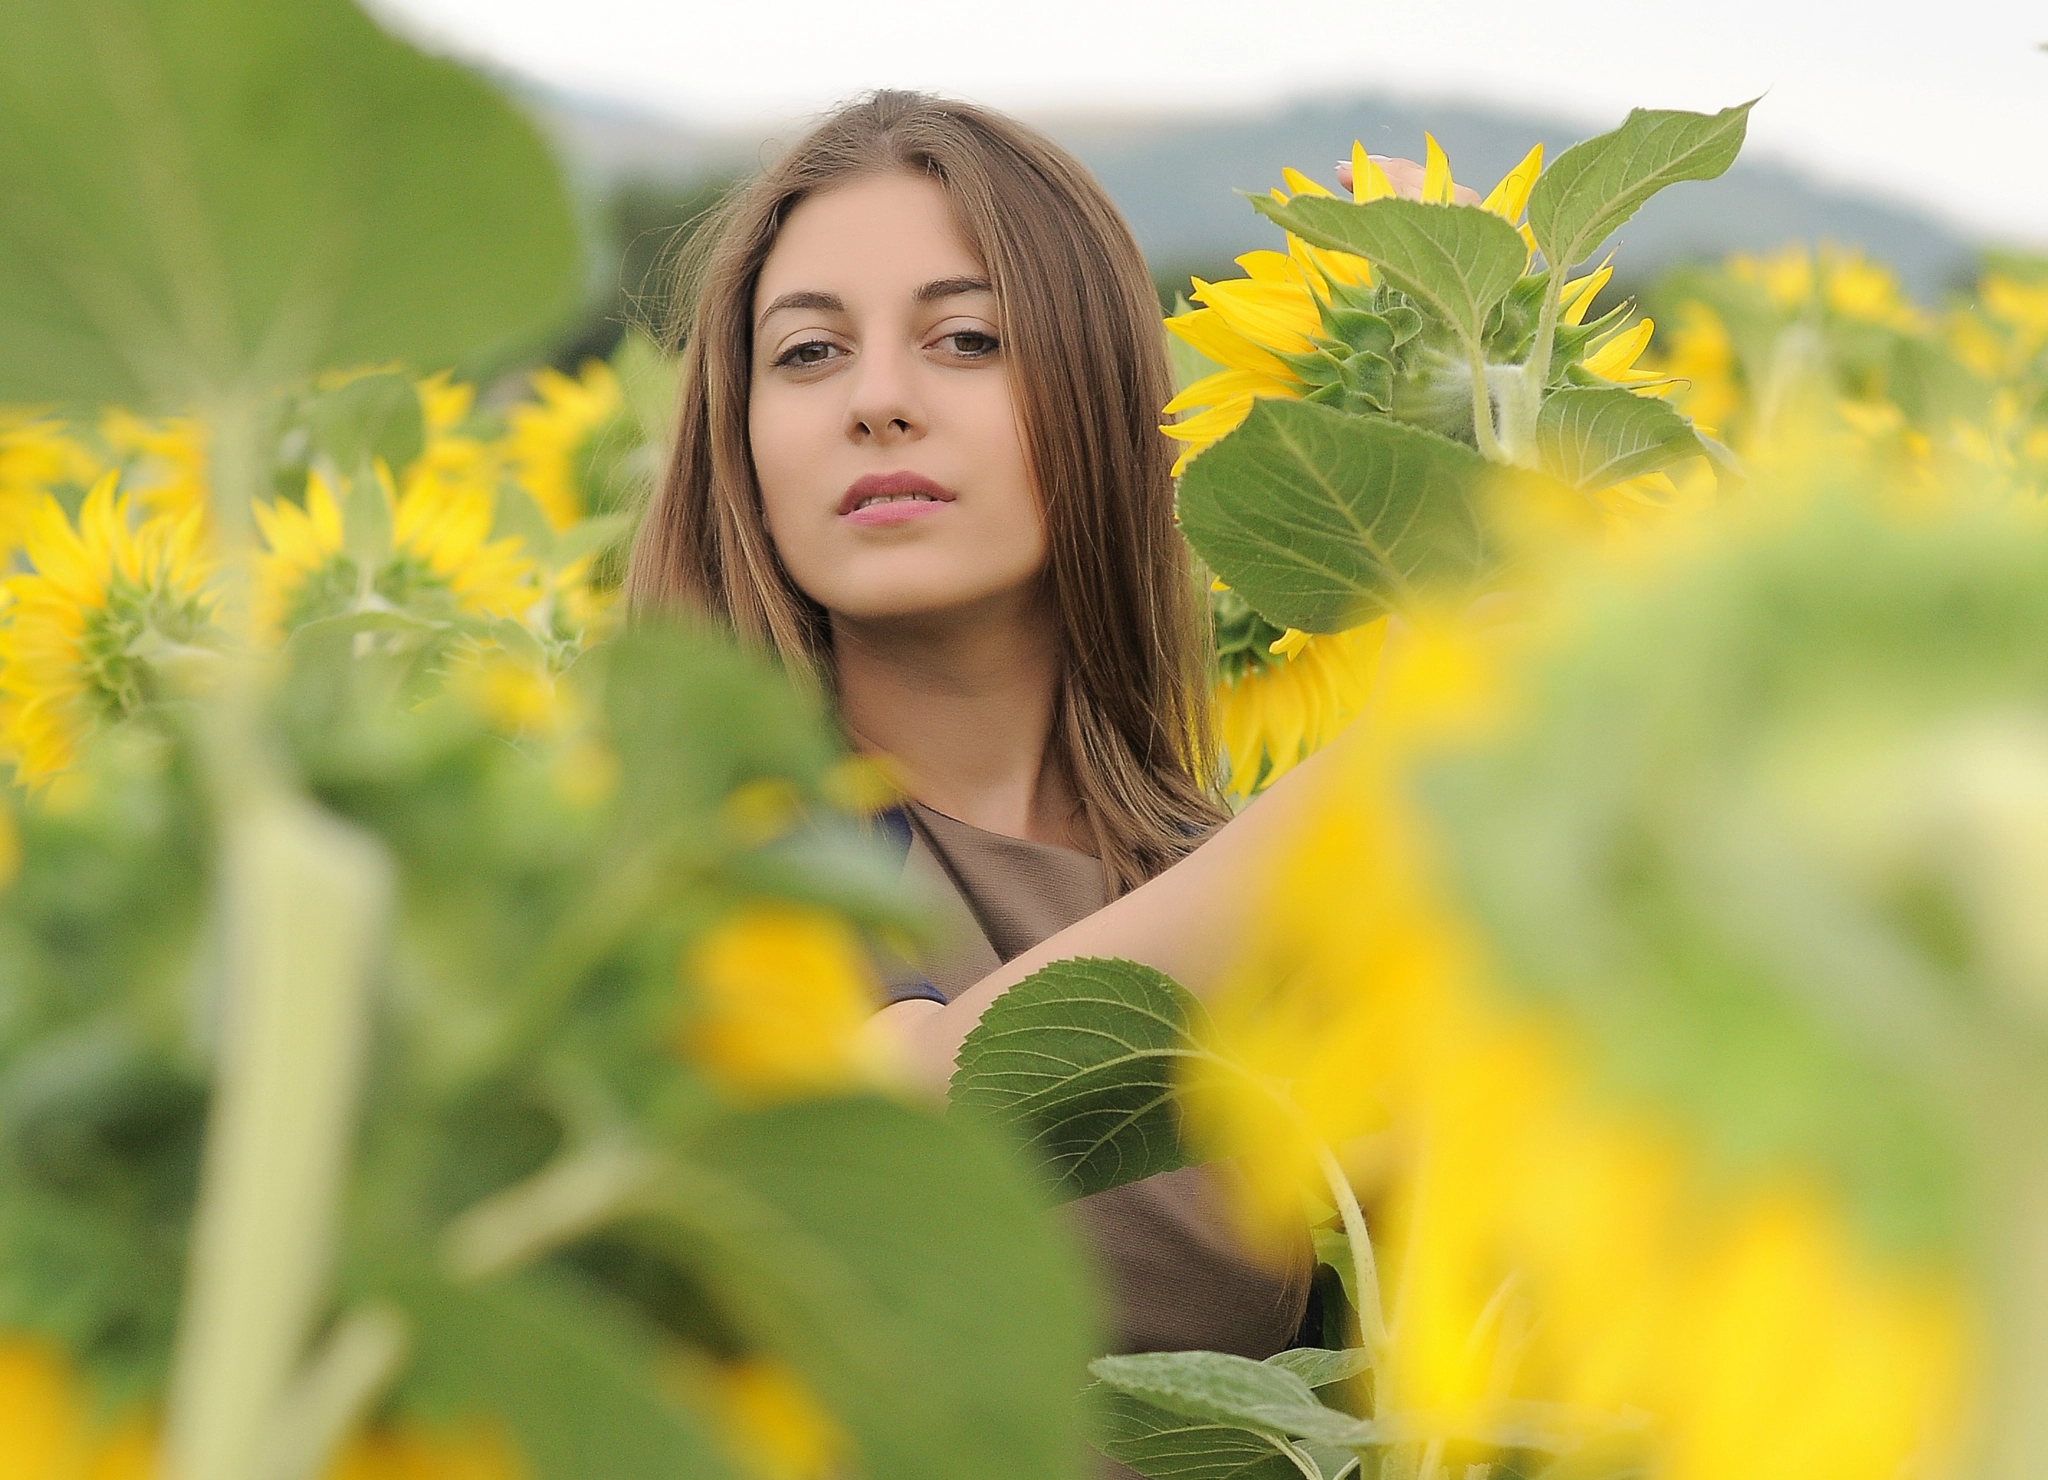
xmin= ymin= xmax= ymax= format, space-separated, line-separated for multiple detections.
xmin=629 ymin=91 xmax=1378 ymax=1362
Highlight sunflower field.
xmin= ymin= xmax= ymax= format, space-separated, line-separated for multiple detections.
xmin=2 ymin=1 xmax=2046 ymax=1479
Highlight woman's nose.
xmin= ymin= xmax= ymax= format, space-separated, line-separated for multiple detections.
xmin=845 ymin=343 xmax=924 ymax=444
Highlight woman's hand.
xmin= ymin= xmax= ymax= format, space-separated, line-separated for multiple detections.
xmin=1334 ymin=154 xmax=1482 ymax=206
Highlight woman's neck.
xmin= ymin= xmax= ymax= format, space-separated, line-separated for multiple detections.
xmin=831 ymin=586 xmax=1082 ymax=850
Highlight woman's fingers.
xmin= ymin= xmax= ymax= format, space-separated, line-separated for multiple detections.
xmin=1333 ymin=154 xmax=1483 ymax=206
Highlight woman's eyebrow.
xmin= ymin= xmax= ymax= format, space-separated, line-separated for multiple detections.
xmin=757 ymin=289 xmax=844 ymax=328
xmin=915 ymin=275 xmax=993 ymax=303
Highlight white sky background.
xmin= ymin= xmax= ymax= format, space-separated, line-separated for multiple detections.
xmin=372 ymin=0 xmax=2048 ymax=246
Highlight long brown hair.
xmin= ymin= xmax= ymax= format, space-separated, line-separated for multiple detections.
xmin=627 ymin=90 xmax=1223 ymax=892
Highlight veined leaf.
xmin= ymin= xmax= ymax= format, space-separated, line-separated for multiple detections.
xmin=1263 ymin=1348 xmax=1372 ymax=1390
xmin=1077 ymin=1385 xmax=1305 ymax=1480
xmin=0 ymin=0 xmax=582 ymax=404
xmin=1089 ymin=1351 xmax=1374 ymax=1448
xmin=1536 ymin=387 xmax=1703 ymax=490
xmin=949 ymin=957 xmax=1207 ymax=1202
xmin=1255 ymin=195 xmax=1527 ymax=357
xmin=1528 ymin=103 xmax=1755 ymax=273
xmin=1176 ymin=399 xmax=1494 ymax=632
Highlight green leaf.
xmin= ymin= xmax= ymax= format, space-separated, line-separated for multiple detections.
xmin=1255 ymin=196 xmax=1527 ymax=357
xmin=1527 ymin=103 xmax=1755 ymax=273
xmin=1077 ymin=1385 xmax=1304 ymax=1480
xmin=396 ymin=1269 xmax=737 ymax=1480
xmin=949 ymin=957 xmax=1207 ymax=1202
xmin=305 ymin=371 xmax=425 ymax=478
xmin=1263 ymin=1348 xmax=1371 ymax=1390
xmin=664 ymin=1097 xmax=1100 ymax=1480
xmin=1534 ymin=387 xmax=1703 ymax=490
xmin=1176 ymin=399 xmax=1494 ymax=632
xmin=1089 ymin=1351 xmax=1372 ymax=1448
xmin=0 ymin=0 xmax=582 ymax=404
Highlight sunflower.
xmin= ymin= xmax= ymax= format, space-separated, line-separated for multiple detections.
xmin=253 ymin=468 xmax=537 ymax=643
xmin=0 ymin=474 xmax=218 ymax=790
xmin=1162 ymin=138 xmax=1547 ymax=474
xmin=505 ymin=361 xmax=622 ymax=531
xmin=0 ymin=410 xmax=99 ymax=557
xmin=1210 ymin=582 xmax=1386 ymax=800
xmin=99 ymin=408 xmax=208 ymax=523
xmin=405 ymin=371 xmax=503 ymax=507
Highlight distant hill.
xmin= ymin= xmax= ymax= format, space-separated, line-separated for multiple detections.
xmin=513 ymin=82 xmax=1982 ymax=333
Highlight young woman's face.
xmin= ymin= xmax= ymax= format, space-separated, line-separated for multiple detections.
xmin=749 ymin=172 xmax=1047 ymax=624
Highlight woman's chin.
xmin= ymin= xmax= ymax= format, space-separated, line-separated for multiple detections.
xmin=822 ymin=574 xmax=1049 ymax=631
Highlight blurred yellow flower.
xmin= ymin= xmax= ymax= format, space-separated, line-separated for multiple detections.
xmin=99 ymin=409 xmax=208 ymax=524
xmin=1214 ymin=620 xmax=1387 ymax=801
xmin=404 ymin=372 xmax=502 ymax=508
xmin=680 ymin=902 xmax=880 ymax=1099
xmin=0 ymin=475 xmax=215 ymax=790
xmin=253 ymin=469 xmax=536 ymax=641
xmin=0 ymin=412 xmax=98 ymax=556
xmin=327 ymin=1423 xmax=528 ymax=1480
xmin=505 ymin=361 xmax=622 ymax=530
xmin=1187 ymin=621 xmax=1970 ymax=1477
xmin=709 ymin=1357 xmax=847 ymax=1480
xmin=1729 ymin=244 xmax=1922 ymax=333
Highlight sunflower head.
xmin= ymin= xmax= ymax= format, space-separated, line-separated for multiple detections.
xmin=254 ymin=467 xmax=537 ymax=646
xmin=0 ymin=474 xmax=220 ymax=790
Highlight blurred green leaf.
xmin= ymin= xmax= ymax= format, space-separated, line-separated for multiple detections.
xmin=1423 ymin=501 xmax=2045 ymax=1253
xmin=1177 ymin=399 xmax=1493 ymax=632
xmin=663 ymin=1097 xmax=1100 ymax=1480
xmin=949 ymin=957 xmax=1205 ymax=1202
xmin=1527 ymin=103 xmax=1754 ymax=274
xmin=1255 ymin=196 xmax=1528 ymax=358
xmin=304 ymin=371 xmax=425 ymax=478
xmin=0 ymin=0 xmax=582 ymax=405
xmin=1535 ymin=387 xmax=1702 ymax=490
xmin=399 ymin=1269 xmax=737 ymax=1480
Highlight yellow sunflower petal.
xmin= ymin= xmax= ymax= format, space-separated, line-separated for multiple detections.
xmin=1191 ymin=277 xmax=1322 ymax=356
xmin=1280 ymin=167 xmax=1337 ymax=200
xmin=1350 ymin=141 xmax=1396 ymax=204
xmin=1561 ymin=260 xmax=1615 ymax=327
xmin=1481 ymin=143 xmax=1544 ymax=222
xmin=1165 ymin=369 xmax=1300 ymax=416
xmin=1422 ymin=134 xmax=1456 ymax=205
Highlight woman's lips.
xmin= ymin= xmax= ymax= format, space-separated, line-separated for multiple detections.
xmin=839 ymin=471 xmax=954 ymax=527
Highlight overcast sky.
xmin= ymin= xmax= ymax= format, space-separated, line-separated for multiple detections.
xmin=371 ymin=0 xmax=2047 ymax=245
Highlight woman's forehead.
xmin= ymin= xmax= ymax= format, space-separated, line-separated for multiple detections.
xmin=756 ymin=174 xmax=987 ymax=313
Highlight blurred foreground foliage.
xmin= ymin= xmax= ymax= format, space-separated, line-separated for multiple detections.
xmin=0 ymin=2 xmax=1097 ymax=1478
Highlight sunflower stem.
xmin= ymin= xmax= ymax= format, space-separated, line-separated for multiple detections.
xmin=1522 ymin=267 xmax=1566 ymax=443
xmin=1466 ymin=344 xmax=1506 ymax=464
xmin=162 ymin=390 xmax=393 ymax=1480
xmin=1315 ymin=1142 xmax=1390 ymax=1387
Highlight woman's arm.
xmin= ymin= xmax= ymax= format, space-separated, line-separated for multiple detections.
xmin=870 ymin=718 xmax=1356 ymax=1089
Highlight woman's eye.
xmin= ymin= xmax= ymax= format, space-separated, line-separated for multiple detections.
xmin=940 ymin=330 xmax=1000 ymax=358
xmin=775 ymin=339 xmax=840 ymax=368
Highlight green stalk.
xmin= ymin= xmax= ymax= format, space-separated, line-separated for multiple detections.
xmin=160 ymin=393 xmax=394 ymax=1480
xmin=1465 ymin=343 xmax=1506 ymax=464
xmin=1314 ymin=1143 xmax=1390 ymax=1376
xmin=1520 ymin=268 xmax=1566 ymax=440
xmin=1983 ymin=1087 xmax=2048 ymax=1480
